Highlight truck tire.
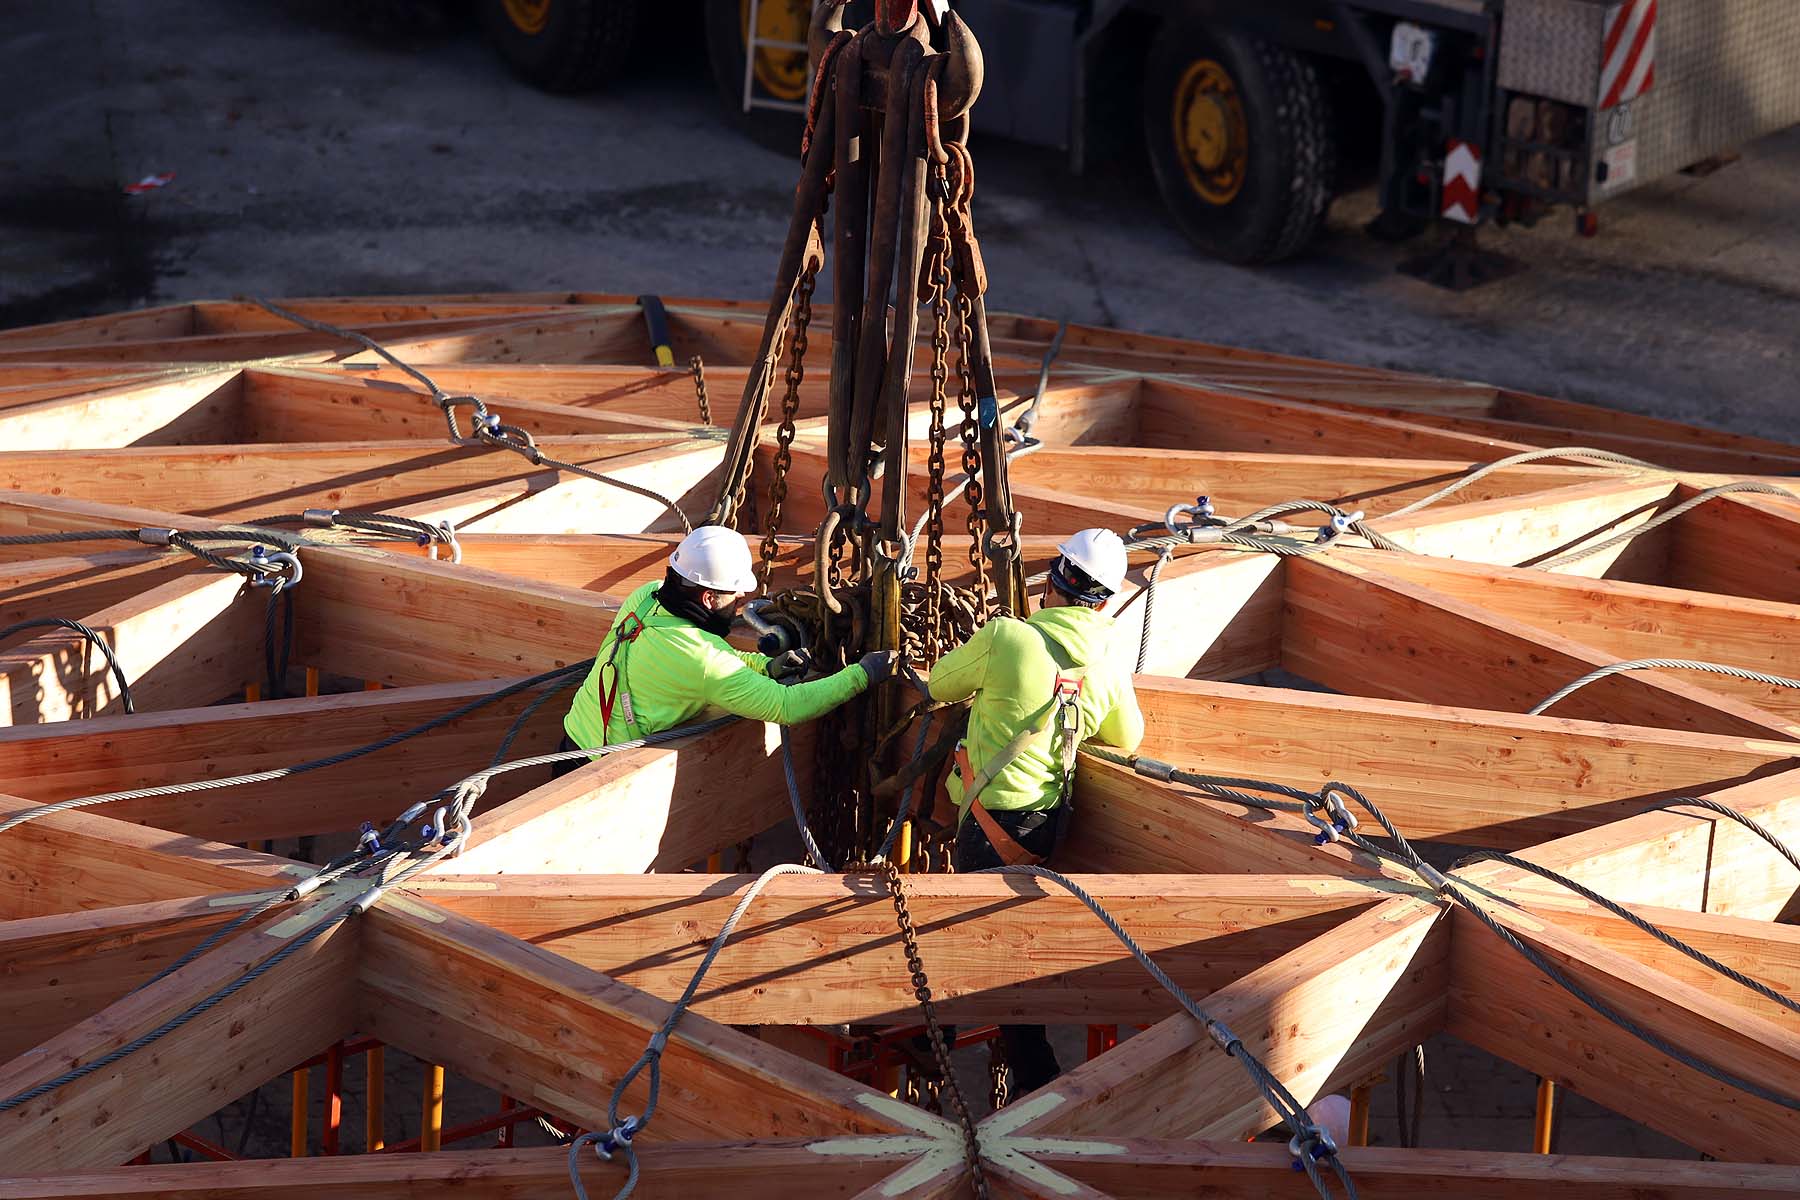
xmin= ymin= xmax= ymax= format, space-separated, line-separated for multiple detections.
xmin=1143 ymin=21 xmax=1336 ymax=264
xmin=479 ymin=0 xmax=639 ymax=94
xmin=703 ymin=0 xmax=811 ymax=155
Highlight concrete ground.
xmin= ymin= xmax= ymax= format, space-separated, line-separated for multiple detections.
xmin=4 ymin=0 xmax=1798 ymax=441
xmin=0 ymin=0 xmax=1763 ymax=1170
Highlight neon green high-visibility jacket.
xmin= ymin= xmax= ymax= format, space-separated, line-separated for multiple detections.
xmin=564 ymin=581 xmax=870 ymax=748
xmin=928 ymin=604 xmax=1144 ymax=815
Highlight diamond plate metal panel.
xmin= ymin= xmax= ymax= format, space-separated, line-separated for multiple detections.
xmin=1498 ymin=0 xmax=1613 ymax=106
xmin=1602 ymin=0 xmax=1800 ymax=194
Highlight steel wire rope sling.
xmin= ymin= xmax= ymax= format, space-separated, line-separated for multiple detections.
xmin=246 ymin=297 xmax=694 ymax=533
xmin=1087 ymin=744 xmax=1800 ymax=1116
xmin=0 ymin=617 xmax=134 ymax=715
xmin=1536 ymin=480 xmax=1800 ymax=569
xmin=1530 ymin=657 xmax=1800 ymax=716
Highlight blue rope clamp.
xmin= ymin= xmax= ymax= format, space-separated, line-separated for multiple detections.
xmin=357 ymin=821 xmax=381 ymax=855
xmin=1288 ymin=1123 xmax=1340 ymax=1166
xmin=246 ymin=546 xmax=303 ymax=594
xmin=1316 ymin=509 xmax=1365 ymax=545
xmin=429 ymin=518 xmax=462 ymax=564
xmin=591 ymin=1115 xmax=642 ymax=1162
xmin=1303 ymin=790 xmax=1357 ymax=846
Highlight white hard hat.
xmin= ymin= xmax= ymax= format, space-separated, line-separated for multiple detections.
xmin=669 ymin=525 xmax=757 ymax=592
xmin=1055 ymin=527 xmax=1128 ymax=595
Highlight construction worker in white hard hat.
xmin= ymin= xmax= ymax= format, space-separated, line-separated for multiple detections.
xmin=925 ymin=526 xmax=1144 ymax=1093
xmin=559 ymin=526 xmax=895 ymax=770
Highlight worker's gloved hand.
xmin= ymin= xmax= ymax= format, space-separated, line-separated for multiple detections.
xmin=768 ymin=649 xmax=812 ymax=681
xmin=858 ymin=650 xmax=900 ymax=684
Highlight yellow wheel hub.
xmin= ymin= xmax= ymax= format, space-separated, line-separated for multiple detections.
xmin=1173 ymin=59 xmax=1249 ymax=205
xmin=741 ymin=0 xmax=811 ymax=103
xmin=502 ymin=0 xmax=552 ymax=36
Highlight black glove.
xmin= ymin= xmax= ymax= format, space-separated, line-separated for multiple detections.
xmin=768 ymin=649 xmax=812 ymax=681
xmin=857 ymin=650 xmax=900 ymax=684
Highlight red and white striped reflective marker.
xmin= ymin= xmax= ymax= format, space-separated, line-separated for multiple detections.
xmin=1441 ymin=140 xmax=1481 ymax=224
xmin=1600 ymin=0 xmax=1657 ymax=110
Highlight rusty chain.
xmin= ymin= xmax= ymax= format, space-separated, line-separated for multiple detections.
xmin=883 ymin=860 xmax=988 ymax=1199
xmin=922 ymin=188 xmax=954 ymax=657
xmin=689 ymin=354 xmax=712 ymax=425
xmin=757 ymin=255 xmax=819 ymax=590
xmin=950 ymin=289 xmax=989 ymax=618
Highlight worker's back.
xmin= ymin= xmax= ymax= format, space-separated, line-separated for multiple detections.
xmin=930 ymin=604 xmax=1144 ymax=814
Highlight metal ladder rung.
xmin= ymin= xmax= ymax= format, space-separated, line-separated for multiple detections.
xmin=746 ymin=98 xmax=808 ymax=114
xmin=752 ymin=39 xmax=808 ymax=52
xmin=741 ymin=0 xmax=809 ymax=115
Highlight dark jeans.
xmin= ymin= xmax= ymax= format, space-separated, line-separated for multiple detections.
xmin=951 ymin=803 xmax=1065 ymax=1097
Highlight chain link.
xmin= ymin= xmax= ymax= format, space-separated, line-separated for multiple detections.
xmin=922 ymin=184 xmax=954 ymax=657
xmin=689 ymin=354 xmax=713 ymax=426
xmin=757 ymin=256 xmax=819 ymax=591
xmin=951 ymin=289 xmax=990 ymax=620
xmin=883 ymin=861 xmax=988 ymax=1200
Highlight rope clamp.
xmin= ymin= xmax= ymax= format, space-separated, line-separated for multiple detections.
xmin=138 ymin=526 xmax=176 ymax=547
xmin=302 ymin=508 xmax=340 ymax=528
xmin=247 ymin=547 xmax=303 ymax=593
xmin=592 ymin=1115 xmax=641 ymax=1161
xmin=1316 ymin=510 xmax=1365 ymax=544
xmin=1288 ymin=1124 xmax=1339 ymax=1164
xmin=429 ymin=519 xmax=462 ymax=564
xmin=1132 ymin=756 xmax=1177 ymax=782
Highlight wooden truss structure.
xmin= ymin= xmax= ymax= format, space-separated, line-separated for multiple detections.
xmin=0 ymin=295 xmax=1797 ymax=1198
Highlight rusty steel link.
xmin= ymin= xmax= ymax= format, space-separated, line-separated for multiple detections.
xmin=989 ymin=1047 xmax=1012 ymax=1111
xmin=883 ymin=860 xmax=989 ymax=1199
xmin=757 ymin=258 xmax=820 ymax=590
xmin=922 ymin=193 xmax=954 ymax=656
xmin=689 ymin=355 xmax=712 ymax=425
xmin=951 ymin=288 xmax=990 ymax=616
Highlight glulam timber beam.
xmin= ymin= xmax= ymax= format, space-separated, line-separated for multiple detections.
xmin=445 ymin=718 xmax=813 ymax=875
xmin=356 ymin=900 xmax=910 ymax=1142
xmin=0 ymin=677 xmax=566 ymax=844
xmin=0 ymin=893 xmax=269 ymax=1061
xmin=0 ymin=569 xmax=264 ymax=722
xmin=1447 ymin=899 xmax=1800 ymax=1163
xmin=1339 ymin=549 xmax=1800 ymax=721
xmin=0 ymin=903 xmax=358 ymax=1171
xmin=1127 ymin=676 xmax=1799 ymax=847
xmin=0 ymin=1142 xmax=920 ymax=1199
xmin=1367 ymin=477 xmax=1682 ymax=576
xmin=409 ymin=872 xmax=1386 ymax=1025
xmin=1665 ymin=489 xmax=1800 ymax=604
xmin=0 ymin=371 xmax=244 ymax=449
xmin=1005 ymin=448 xmax=1618 ymax=519
xmin=0 ymin=793 xmax=299 ymax=918
xmin=294 ymin=545 xmax=610 ymax=685
xmin=1285 ymin=554 xmax=1799 ymax=739
xmin=1038 ymin=1139 xmax=1800 ymax=1199
xmin=0 ymin=436 xmax=699 ymax=520
xmin=1004 ymin=897 xmax=1448 ymax=1140
xmin=0 ymin=492 xmax=211 ymax=563
xmin=1460 ymin=769 xmax=1800 ymax=919
xmin=0 ymin=551 xmax=193 ymax=629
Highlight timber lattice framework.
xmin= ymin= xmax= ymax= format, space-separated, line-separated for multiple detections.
xmin=0 ymin=294 xmax=1798 ymax=1197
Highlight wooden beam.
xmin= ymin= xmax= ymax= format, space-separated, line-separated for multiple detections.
xmin=1460 ymin=769 xmax=1800 ymax=920
xmin=0 ymin=570 xmax=264 ymax=722
xmin=1126 ymin=676 xmax=1799 ymax=848
xmin=0 ymin=436 xmax=696 ymax=520
xmin=1284 ymin=555 xmax=1799 ymax=739
xmin=1115 ymin=551 xmax=1284 ymax=679
xmin=1665 ymin=489 xmax=1800 ymax=604
xmin=0 ymin=1141 xmax=915 ymax=1199
xmin=446 ymin=718 xmax=813 ymax=875
xmin=1369 ymin=477 xmax=1682 ymax=577
xmin=0 ymin=372 xmax=243 ymax=450
xmin=0 ymin=903 xmax=358 ymax=1171
xmin=0 ymin=551 xmax=192 ymax=630
xmin=0 ymin=793 xmax=300 ymax=919
xmin=294 ymin=545 xmax=612 ymax=685
xmin=1005 ymin=448 xmax=1617 ymax=519
xmin=1038 ymin=1139 xmax=1800 ymax=1199
xmin=1005 ymin=897 xmax=1448 ymax=1140
xmin=0 ymin=893 xmax=267 ymax=1061
xmin=1499 ymin=890 xmax=1800 ymax=1031
xmin=1447 ymin=899 xmax=1800 ymax=1162
xmin=408 ymin=873 xmax=1384 ymax=1025
xmin=356 ymin=900 xmax=910 ymax=1142
xmin=0 ymin=677 xmax=566 ymax=844
xmin=1338 ymin=550 xmax=1800 ymax=721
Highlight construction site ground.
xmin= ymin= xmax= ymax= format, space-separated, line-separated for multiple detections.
xmin=6 ymin=0 xmax=1800 ymax=442
xmin=1 ymin=0 xmax=1787 ymax=1171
